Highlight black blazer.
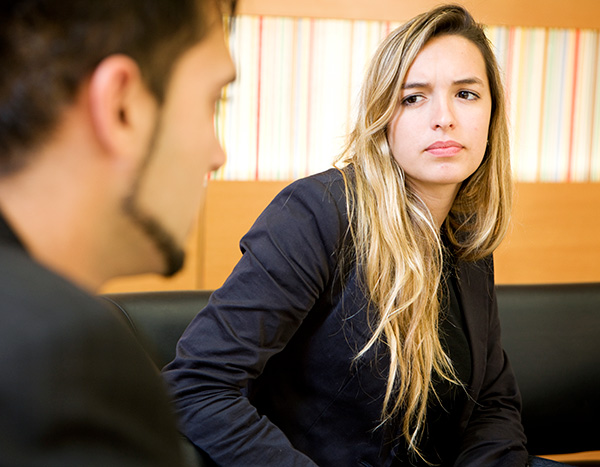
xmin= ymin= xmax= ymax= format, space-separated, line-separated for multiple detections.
xmin=0 ymin=213 xmax=185 ymax=466
xmin=164 ymin=169 xmax=528 ymax=466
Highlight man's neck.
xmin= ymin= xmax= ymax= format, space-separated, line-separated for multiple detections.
xmin=0 ymin=146 xmax=111 ymax=292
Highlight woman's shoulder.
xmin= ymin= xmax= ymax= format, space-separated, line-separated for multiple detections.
xmin=277 ymin=168 xmax=350 ymax=212
xmin=248 ymin=168 xmax=350 ymax=246
xmin=286 ymin=167 xmax=347 ymax=195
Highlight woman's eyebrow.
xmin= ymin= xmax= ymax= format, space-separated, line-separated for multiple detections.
xmin=453 ymin=77 xmax=485 ymax=86
xmin=401 ymin=77 xmax=485 ymax=90
xmin=401 ymin=81 xmax=430 ymax=90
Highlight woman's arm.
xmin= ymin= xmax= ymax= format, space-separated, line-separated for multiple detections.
xmin=162 ymin=170 xmax=347 ymax=466
xmin=455 ymin=258 xmax=528 ymax=466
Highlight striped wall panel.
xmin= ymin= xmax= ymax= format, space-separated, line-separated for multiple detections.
xmin=214 ymin=16 xmax=600 ymax=182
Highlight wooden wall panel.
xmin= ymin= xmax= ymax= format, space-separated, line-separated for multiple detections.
xmin=198 ymin=180 xmax=289 ymax=290
xmin=543 ymin=451 xmax=600 ymax=463
xmin=237 ymin=0 xmax=600 ymax=29
xmin=199 ymin=180 xmax=600 ymax=289
xmin=101 ymin=181 xmax=600 ymax=292
xmin=495 ymin=183 xmax=600 ymax=284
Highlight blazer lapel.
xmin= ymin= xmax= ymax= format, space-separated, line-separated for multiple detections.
xmin=454 ymin=257 xmax=495 ymax=431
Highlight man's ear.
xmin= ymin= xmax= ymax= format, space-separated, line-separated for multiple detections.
xmin=87 ymin=55 xmax=157 ymax=161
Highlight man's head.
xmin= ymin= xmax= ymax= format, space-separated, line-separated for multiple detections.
xmin=0 ymin=0 xmax=236 ymax=288
xmin=0 ymin=0 xmax=234 ymax=173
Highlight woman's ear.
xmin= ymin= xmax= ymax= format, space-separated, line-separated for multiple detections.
xmin=86 ymin=54 xmax=158 ymax=163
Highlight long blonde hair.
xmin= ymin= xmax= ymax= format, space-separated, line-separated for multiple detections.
xmin=334 ymin=4 xmax=512 ymax=458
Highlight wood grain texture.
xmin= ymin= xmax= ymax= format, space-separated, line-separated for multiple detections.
xmin=543 ymin=450 xmax=600 ymax=463
xmin=198 ymin=180 xmax=289 ymax=290
xmin=198 ymin=180 xmax=600 ymax=288
xmin=495 ymin=183 xmax=600 ymax=284
xmin=101 ymin=181 xmax=600 ymax=291
xmin=237 ymin=0 xmax=600 ymax=29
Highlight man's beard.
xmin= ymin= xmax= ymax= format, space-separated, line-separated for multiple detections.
xmin=122 ymin=193 xmax=185 ymax=277
xmin=121 ymin=119 xmax=185 ymax=278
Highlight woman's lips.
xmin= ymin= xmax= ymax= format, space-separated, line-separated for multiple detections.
xmin=426 ymin=140 xmax=464 ymax=157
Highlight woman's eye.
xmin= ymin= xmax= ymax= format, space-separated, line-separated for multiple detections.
xmin=457 ymin=90 xmax=479 ymax=100
xmin=401 ymin=94 xmax=424 ymax=106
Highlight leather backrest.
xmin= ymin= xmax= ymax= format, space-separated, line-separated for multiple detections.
xmin=497 ymin=283 xmax=600 ymax=455
xmin=100 ymin=291 xmax=212 ymax=369
xmin=100 ymin=284 xmax=600 ymax=457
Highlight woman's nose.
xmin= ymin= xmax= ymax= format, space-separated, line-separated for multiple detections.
xmin=430 ymin=97 xmax=455 ymax=130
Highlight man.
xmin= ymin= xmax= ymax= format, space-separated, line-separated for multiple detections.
xmin=0 ymin=1 xmax=235 ymax=465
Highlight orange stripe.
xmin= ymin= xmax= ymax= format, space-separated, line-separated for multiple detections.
xmin=589 ymin=33 xmax=600 ymax=179
xmin=567 ymin=30 xmax=581 ymax=182
xmin=536 ymin=30 xmax=550 ymax=181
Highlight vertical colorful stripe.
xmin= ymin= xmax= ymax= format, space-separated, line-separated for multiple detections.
xmin=215 ymin=16 xmax=600 ymax=182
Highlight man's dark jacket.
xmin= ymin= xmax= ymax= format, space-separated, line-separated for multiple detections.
xmin=0 ymin=212 xmax=184 ymax=466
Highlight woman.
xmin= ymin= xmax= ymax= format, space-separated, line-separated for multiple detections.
xmin=164 ymin=5 xmax=566 ymax=466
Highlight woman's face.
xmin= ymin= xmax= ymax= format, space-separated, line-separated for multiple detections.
xmin=387 ymin=34 xmax=492 ymax=201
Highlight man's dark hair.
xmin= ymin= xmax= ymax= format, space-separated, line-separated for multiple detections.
xmin=0 ymin=0 xmax=236 ymax=174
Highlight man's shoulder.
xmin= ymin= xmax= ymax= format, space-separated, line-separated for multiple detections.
xmin=0 ymin=242 xmax=103 ymax=316
xmin=0 ymin=242 xmax=132 ymax=351
xmin=0 ymin=244 xmax=185 ymax=466
xmin=0 ymin=239 xmax=161 ymax=407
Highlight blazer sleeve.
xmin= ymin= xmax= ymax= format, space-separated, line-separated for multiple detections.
xmin=454 ymin=258 xmax=528 ymax=467
xmin=162 ymin=173 xmax=347 ymax=466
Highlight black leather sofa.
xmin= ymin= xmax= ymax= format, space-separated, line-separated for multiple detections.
xmin=101 ymin=283 xmax=600 ymax=466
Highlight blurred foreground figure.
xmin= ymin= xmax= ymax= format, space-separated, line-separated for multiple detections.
xmin=0 ymin=1 xmax=235 ymax=465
